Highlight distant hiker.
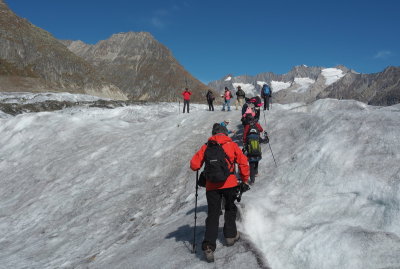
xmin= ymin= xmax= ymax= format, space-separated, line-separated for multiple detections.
xmin=220 ymin=119 xmax=236 ymax=135
xmin=206 ymin=89 xmax=215 ymax=111
xmin=222 ymin=87 xmax=233 ymax=111
xmin=235 ymin=86 xmax=246 ymax=110
xmin=242 ymin=115 xmax=269 ymax=184
xmin=182 ymin=88 xmax=192 ymax=113
xmin=261 ymin=83 xmax=272 ymax=110
xmin=190 ymin=123 xmax=250 ymax=262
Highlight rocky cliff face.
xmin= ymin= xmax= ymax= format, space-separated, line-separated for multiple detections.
xmin=0 ymin=0 xmax=127 ymax=100
xmin=317 ymin=66 xmax=400 ymax=106
xmin=208 ymin=65 xmax=400 ymax=106
xmin=62 ymin=32 xmax=209 ymax=102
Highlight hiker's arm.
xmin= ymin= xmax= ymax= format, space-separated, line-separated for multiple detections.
xmin=257 ymin=123 xmax=264 ymax=133
xmin=242 ymin=125 xmax=249 ymax=144
xmin=190 ymin=144 xmax=206 ymax=171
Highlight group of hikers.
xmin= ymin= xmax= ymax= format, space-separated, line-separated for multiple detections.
xmin=181 ymin=83 xmax=273 ymax=113
xmin=189 ymin=83 xmax=273 ymax=262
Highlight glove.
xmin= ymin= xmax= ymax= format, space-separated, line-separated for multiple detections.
xmin=240 ymin=182 xmax=250 ymax=193
xmin=263 ymin=132 xmax=269 ymax=144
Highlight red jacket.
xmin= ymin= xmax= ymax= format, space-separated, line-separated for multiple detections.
xmin=243 ymin=122 xmax=263 ymax=144
xmin=190 ymin=134 xmax=249 ymax=191
xmin=182 ymin=90 xmax=192 ymax=100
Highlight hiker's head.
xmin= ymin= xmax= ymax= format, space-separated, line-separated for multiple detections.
xmin=237 ymin=86 xmax=241 ymax=89
xmin=224 ymin=119 xmax=231 ymax=125
xmin=185 ymin=88 xmax=189 ymax=91
xmin=224 ymin=87 xmax=228 ymax=91
xmin=212 ymin=123 xmax=228 ymax=135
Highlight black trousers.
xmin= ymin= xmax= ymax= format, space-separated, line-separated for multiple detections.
xmin=202 ymin=187 xmax=238 ymax=251
xmin=263 ymin=96 xmax=270 ymax=110
xmin=183 ymin=100 xmax=190 ymax=113
xmin=249 ymin=161 xmax=259 ymax=184
xmin=207 ymin=99 xmax=214 ymax=111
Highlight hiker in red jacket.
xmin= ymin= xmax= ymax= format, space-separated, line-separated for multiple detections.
xmin=243 ymin=115 xmax=264 ymax=144
xmin=190 ymin=123 xmax=250 ymax=262
xmin=182 ymin=88 xmax=192 ymax=113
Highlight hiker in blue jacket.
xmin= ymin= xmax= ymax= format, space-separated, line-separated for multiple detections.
xmin=220 ymin=119 xmax=236 ymax=136
xmin=261 ymin=84 xmax=272 ymax=110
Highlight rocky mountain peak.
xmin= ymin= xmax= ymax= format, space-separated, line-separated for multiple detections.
xmin=0 ymin=1 xmax=127 ymax=100
xmin=63 ymin=32 xmax=208 ymax=101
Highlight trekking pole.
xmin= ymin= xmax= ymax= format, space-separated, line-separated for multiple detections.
xmin=262 ymin=109 xmax=277 ymax=167
xmin=192 ymin=170 xmax=199 ymax=253
xmin=268 ymin=143 xmax=278 ymax=167
xmin=262 ymin=109 xmax=267 ymax=127
xmin=270 ymin=97 xmax=272 ymax=110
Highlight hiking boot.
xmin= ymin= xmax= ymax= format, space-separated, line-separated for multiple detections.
xmin=203 ymin=246 xmax=214 ymax=263
xmin=226 ymin=232 xmax=240 ymax=246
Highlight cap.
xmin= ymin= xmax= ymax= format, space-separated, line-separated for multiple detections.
xmin=224 ymin=119 xmax=231 ymax=123
xmin=249 ymin=128 xmax=258 ymax=134
xmin=212 ymin=123 xmax=228 ymax=135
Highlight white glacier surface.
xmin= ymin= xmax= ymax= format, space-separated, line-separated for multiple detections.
xmin=0 ymin=95 xmax=399 ymax=269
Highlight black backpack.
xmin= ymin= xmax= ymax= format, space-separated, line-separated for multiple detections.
xmin=204 ymin=141 xmax=233 ymax=183
xmin=246 ymin=124 xmax=262 ymax=157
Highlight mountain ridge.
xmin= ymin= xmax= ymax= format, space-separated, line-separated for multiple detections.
xmin=208 ymin=65 xmax=400 ymax=106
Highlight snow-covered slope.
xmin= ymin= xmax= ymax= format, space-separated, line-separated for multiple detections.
xmin=1 ymin=95 xmax=399 ymax=269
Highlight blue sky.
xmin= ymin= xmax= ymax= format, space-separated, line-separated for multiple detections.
xmin=7 ymin=0 xmax=400 ymax=83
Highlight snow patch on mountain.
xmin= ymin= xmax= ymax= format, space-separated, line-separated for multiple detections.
xmin=292 ymin=77 xmax=315 ymax=93
xmin=271 ymin=81 xmax=292 ymax=93
xmin=321 ymin=68 xmax=345 ymax=85
xmin=256 ymin=81 xmax=267 ymax=87
xmin=225 ymin=76 xmax=232 ymax=81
